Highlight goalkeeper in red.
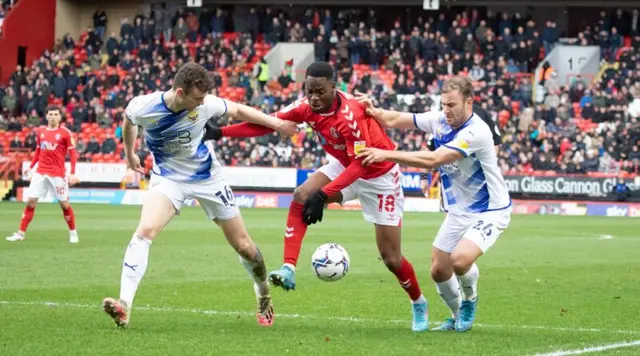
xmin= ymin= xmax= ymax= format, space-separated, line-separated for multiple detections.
xmin=204 ymin=62 xmax=429 ymax=331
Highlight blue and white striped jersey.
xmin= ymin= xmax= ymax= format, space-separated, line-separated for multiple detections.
xmin=125 ymin=92 xmax=228 ymax=182
xmin=413 ymin=111 xmax=511 ymax=214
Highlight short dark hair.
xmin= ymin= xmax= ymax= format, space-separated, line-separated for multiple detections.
xmin=305 ymin=61 xmax=334 ymax=81
xmin=45 ymin=106 xmax=62 ymax=115
xmin=173 ymin=62 xmax=215 ymax=94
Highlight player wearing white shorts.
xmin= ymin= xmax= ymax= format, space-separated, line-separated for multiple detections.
xmin=6 ymin=106 xmax=80 ymax=243
xmin=101 ymin=62 xmax=297 ymax=328
xmin=316 ymin=155 xmax=405 ymax=226
xmin=356 ymin=76 xmax=512 ymax=332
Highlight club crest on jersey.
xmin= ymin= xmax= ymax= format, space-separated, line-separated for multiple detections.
xmin=55 ymin=134 xmax=61 ymax=140
xmin=330 ymin=127 xmax=340 ymax=138
xmin=187 ymin=109 xmax=198 ymax=122
xmin=40 ymin=133 xmax=45 ymax=139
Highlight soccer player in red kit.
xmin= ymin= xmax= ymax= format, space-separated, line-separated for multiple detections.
xmin=204 ymin=62 xmax=429 ymax=331
xmin=6 ymin=106 xmax=80 ymax=243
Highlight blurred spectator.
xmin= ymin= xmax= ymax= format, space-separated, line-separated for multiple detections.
xmin=86 ymin=136 xmax=101 ymax=154
xmin=615 ymin=178 xmax=630 ymax=201
xmin=101 ymin=133 xmax=117 ymax=154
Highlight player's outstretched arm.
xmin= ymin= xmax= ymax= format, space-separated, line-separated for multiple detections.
xmin=355 ymin=93 xmax=416 ymax=129
xmin=357 ymin=146 xmax=464 ymax=170
xmin=225 ymin=101 xmax=297 ymax=137
xmin=205 ymin=120 xmax=275 ymax=140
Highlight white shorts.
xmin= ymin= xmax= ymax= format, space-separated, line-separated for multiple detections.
xmin=317 ymin=159 xmax=404 ymax=226
xmin=433 ymin=208 xmax=511 ymax=253
xmin=149 ymin=173 xmax=240 ymax=221
xmin=28 ymin=173 xmax=69 ymax=201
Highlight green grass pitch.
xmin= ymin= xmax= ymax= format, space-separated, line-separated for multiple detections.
xmin=1 ymin=202 xmax=639 ymax=355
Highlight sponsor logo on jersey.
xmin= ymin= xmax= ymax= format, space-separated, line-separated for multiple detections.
xmin=41 ymin=142 xmax=58 ymax=151
xmin=354 ymin=141 xmax=366 ymax=155
xmin=454 ymin=138 xmax=470 ymax=149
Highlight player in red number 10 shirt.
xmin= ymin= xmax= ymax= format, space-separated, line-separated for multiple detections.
xmin=6 ymin=106 xmax=80 ymax=243
xmin=204 ymin=62 xmax=429 ymax=331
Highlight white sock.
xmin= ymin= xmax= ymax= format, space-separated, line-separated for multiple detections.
xmin=457 ymin=263 xmax=479 ymax=301
xmin=119 ymin=234 xmax=152 ymax=308
xmin=283 ymin=263 xmax=295 ymax=271
xmin=240 ymin=248 xmax=269 ymax=297
xmin=436 ymin=273 xmax=461 ymax=317
xmin=411 ymin=294 xmax=427 ymax=305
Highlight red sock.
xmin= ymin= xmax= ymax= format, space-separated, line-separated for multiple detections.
xmin=62 ymin=206 xmax=76 ymax=230
xmin=19 ymin=206 xmax=36 ymax=233
xmin=283 ymin=201 xmax=308 ymax=267
xmin=392 ymin=257 xmax=423 ymax=301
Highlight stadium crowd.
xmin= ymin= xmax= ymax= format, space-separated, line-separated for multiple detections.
xmin=0 ymin=5 xmax=639 ymax=176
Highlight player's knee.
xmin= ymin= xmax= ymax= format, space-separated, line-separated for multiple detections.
xmin=451 ymin=252 xmax=474 ymax=275
xmin=233 ymin=233 xmax=256 ymax=257
xmin=136 ymin=222 xmax=161 ymax=240
xmin=380 ymin=252 xmax=402 ymax=271
xmin=59 ymin=201 xmax=70 ymax=210
xmin=430 ymin=263 xmax=453 ymax=282
xmin=26 ymin=200 xmax=38 ymax=209
xmin=292 ymin=186 xmax=311 ymax=203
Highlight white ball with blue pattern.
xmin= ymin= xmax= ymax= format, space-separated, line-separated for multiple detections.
xmin=311 ymin=243 xmax=350 ymax=281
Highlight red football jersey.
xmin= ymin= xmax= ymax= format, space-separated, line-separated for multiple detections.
xmin=34 ymin=127 xmax=75 ymax=177
xmin=275 ymin=91 xmax=396 ymax=180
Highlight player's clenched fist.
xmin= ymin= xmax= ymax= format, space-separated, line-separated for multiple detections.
xmin=356 ymin=147 xmax=389 ymax=166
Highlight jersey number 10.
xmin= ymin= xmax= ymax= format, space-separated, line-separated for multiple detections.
xmin=215 ymin=185 xmax=235 ymax=206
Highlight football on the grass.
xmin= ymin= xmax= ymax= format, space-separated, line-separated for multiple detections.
xmin=311 ymin=243 xmax=350 ymax=281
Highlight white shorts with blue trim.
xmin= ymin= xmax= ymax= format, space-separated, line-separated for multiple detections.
xmin=433 ymin=207 xmax=511 ymax=253
xmin=148 ymin=173 xmax=240 ymax=221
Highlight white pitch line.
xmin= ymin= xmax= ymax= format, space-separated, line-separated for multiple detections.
xmin=534 ymin=340 xmax=640 ymax=355
xmin=1 ymin=300 xmax=640 ymax=336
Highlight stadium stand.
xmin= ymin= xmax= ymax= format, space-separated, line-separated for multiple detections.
xmin=0 ymin=5 xmax=639 ymax=178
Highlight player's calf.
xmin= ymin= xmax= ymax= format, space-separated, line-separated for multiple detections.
xmin=218 ymin=215 xmax=274 ymax=325
xmin=431 ymin=248 xmax=462 ymax=323
xmin=7 ymin=199 xmax=38 ymax=241
xmin=451 ymin=240 xmax=482 ymax=302
xmin=375 ymin=225 xmax=428 ymax=331
xmin=450 ymin=241 xmax=482 ymax=332
xmin=59 ymin=201 xmax=78 ymax=243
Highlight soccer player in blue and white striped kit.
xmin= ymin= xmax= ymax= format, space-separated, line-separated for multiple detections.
xmin=102 ymin=63 xmax=297 ymax=328
xmin=356 ymin=76 xmax=512 ymax=332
